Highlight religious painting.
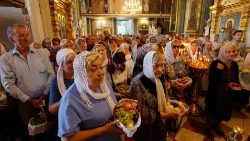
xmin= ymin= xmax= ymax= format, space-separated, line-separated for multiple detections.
xmin=186 ymin=0 xmax=202 ymax=32
xmin=170 ymin=0 xmax=177 ymax=32
xmin=219 ymin=12 xmax=241 ymax=30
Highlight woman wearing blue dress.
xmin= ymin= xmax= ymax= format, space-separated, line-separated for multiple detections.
xmin=58 ymin=51 xmax=122 ymax=141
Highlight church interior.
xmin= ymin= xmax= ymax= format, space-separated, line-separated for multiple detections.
xmin=0 ymin=0 xmax=250 ymax=141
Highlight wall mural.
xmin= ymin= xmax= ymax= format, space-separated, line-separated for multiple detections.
xmin=219 ymin=12 xmax=241 ymax=30
xmin=186 ymin=0 xmax=202 ymax=32
xmin=170 ymin=0 xmax=177 ymax=32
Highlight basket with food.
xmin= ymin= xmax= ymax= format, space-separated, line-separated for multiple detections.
xmin=166 ymin=99 xmax=189 ymax=116
xmin=28 ymin=106 xmax=47 ymax=136
xmin=113 ymin=98 xmax=141 ymax=137
xmin=171 ymin=77 xmax=192 ymax=89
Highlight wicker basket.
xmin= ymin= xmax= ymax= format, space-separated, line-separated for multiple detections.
xmin=28 ymin=106 xmax=47 ymax=136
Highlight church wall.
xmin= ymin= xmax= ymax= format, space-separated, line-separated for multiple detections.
xmin=0 ymin=7 xmax=24 ymax=50
xmin=90 ymin=19 xmax=112 ymax=35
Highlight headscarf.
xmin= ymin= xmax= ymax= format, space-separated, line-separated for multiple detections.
xmin=93 ymin=43 xmax=108 ymax=66
xmin=75 ymin=38 xmax=86 ymax=52
xmin=143 ymin=51 xmax=167 ymax=113
xmin=165 ymin=41 xmax=176 ymax=64
xmin=188 ymin=41 xmax=198 ymax=60
xmin=217 ymin=42 xmax=233 ymax=65
xmin=120 ymin=43 xmax=132 ymax=61
xmin=73 ymin=51 xmax=116 ymax=110
xmin=56 ymin=48 xmax=76 ymax=95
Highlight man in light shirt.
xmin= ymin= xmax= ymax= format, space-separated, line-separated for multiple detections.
xmin=211 ymin=34 xmax=222 ymax=58
xmin=155 ymin=27 xmax=165 ymax=43
xmin=0 ymin=24 xmax=55 ymax=140
xmin=232 ymin=30 xmax=247 ymax=57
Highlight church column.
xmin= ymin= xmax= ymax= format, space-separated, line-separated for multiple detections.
xmin=38 ymin=0 xmax=53 ymax=38
xmin=25 ymin=0 xmax=45 ymax=42
xmin=176 ymin=0 xmax=187 ymax=34
xmin=209 ymin=4 xmax=222 ymax=35
xmin=66 ymin=2 xmax=74 ymax=39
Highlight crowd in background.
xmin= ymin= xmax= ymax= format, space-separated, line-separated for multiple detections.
xmin=0 ymin=23 xmax=249 ymax=141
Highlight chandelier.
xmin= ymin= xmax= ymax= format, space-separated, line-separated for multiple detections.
xmin=123 ymin=0 xmax=142 ymax=14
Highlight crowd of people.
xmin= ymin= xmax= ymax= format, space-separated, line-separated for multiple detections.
xmin=0 ymin=23 xmax=249 ymax=141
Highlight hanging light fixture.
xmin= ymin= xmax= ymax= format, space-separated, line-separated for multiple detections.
xmin=123 ymin=0 xmax=142 ymax=14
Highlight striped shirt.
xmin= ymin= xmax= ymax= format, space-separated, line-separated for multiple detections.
xmin=0 ymin=47 xmax=55 ymax=102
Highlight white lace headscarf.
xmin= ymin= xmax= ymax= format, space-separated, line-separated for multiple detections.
xmin=143 ymin=51 xmax=167 ymax=113
xmin=93 ymin=43 xmax=108 ymax=66
xmin=56 ymin=48 xmax=76 ymax=95
xmin=165 ymin=41 xmax=176 ymax=64
xmin=73 ymin=51 xmax=116 ymax=110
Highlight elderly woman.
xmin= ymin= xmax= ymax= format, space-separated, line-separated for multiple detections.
xmin=107 ymin=38 xmax=120 ymax=59
xmin=129 ymin=51 xmax=178 ymax=141
xmin=60 ymin=39 xmax=75 ymax=50
xmin=49 ymin=48 xmax=76 ymax=114
xmin=165 ymin=40 xmax=187 ymax=78
xmin=93 ymin=42 xmax=109 ymax=71
xmin=120 ymin=43 xmax=135 ymax=73
xmin=205 ymin=43 xmax=239 ymax=140
xmin=75 ymin=38 xmax=87 ymax=54
xmin=107 ymin=52 xmax=132 ymax=99
xmin=58 ymin=51 xmax=122 ymax=141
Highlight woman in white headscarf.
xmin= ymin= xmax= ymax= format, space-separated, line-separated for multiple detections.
xmin=93 ymin=42 xmax=109 ymax=67
xmin=205 ymin=43 xmax=239 ymax=140
xmin=49 ymin=48 xmax=76 ymax=114
xmin=165 ymin=40 xmax=180 ymax=64
xmin=165 ymin=40 xmax=187 ymax=78
xmin=75 ymin=38 xmax=87 ymax=54
xmin=188 ymin=40 xmax=199 ymax=60
xmin=129 ymin=51 xmax=178 ymax=141
xmin=58 ymin=51 xmax=122 ymax=141
xmin=120 ymin=43 xmax=135 ymax=73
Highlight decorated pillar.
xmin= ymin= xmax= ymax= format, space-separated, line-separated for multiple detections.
xmin=25 ymin=0 xmax=45 ymax=42
xmin=209 ymin=4 xmax=223 ymax=35
xmin=49 ymin=0 xmax=74 ymax=39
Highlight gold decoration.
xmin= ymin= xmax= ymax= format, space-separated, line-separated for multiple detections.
xmin=210 ymin=0 xmax=250 ymax=41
